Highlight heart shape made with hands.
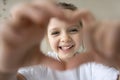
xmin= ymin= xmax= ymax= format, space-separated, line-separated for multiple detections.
xmin=1 ymin=0 xmax=120 ymax=73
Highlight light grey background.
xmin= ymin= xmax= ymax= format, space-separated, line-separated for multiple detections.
xmin=0 ymin=0 xmax=120 ymax=20
xmin=0 ymin=0 xmax=120 ymax=53
xmin=58 ymin=0 xmax=120 ymax=19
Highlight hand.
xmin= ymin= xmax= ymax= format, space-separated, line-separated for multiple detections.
xmin=83 ymin=20 xmax=120 ymax=68
xmin=0 ymin=0 xmax=66 ymax=73
xmin=64 ymin=9 xmax=120 ymax=69
xmin=60 ymin=9 xmax=97 ymax=69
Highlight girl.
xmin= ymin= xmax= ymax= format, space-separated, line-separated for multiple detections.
xmin=18 ymin=2 xmax=119 ymax=80
xmin=0 ymin=0 xmax=119 ymax=80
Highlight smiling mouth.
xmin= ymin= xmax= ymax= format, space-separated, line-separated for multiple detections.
xmin=59 ymin=45 xmax=74 ymax=51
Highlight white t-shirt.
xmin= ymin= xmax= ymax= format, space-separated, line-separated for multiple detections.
xmin=18 ymin=52 xmax=119 ymax=80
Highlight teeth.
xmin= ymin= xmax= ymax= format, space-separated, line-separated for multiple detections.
xmin=60 ymin=45 xmax=73 ymax=50
xmin=62 ymin=47 xmax=70 ymax=50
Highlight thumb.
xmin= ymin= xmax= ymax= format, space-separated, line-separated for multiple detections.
xmin=71 ymin=9 xmax=96 ymax=52
xmin=66 ymin=52 xmax=94 ymax=69
xmin=21 ymin=45 xmax=65 ymax=71
xmin=71 ymin=9 xmax=96 ymax=29
xmin=40 ymin=55 xmax=65 ymax=71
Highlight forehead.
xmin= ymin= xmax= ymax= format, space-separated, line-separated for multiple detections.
xmin=48 ymin=9 xmax=79 ymax=29
xmin=48 ymin=17 xmax=80 ymax=30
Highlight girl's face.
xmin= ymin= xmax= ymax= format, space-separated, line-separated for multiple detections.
xmin=47 ymin=11 xmax=82 ymax=61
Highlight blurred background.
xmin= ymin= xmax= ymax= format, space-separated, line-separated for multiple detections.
xmin=0 ymin=0 xmax=120 ymax=53
xmin=1 ymin=0 xmax=120 ymax=21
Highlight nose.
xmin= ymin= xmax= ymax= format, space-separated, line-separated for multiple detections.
xmin=60 ymin=33 xmax=71 ymax=43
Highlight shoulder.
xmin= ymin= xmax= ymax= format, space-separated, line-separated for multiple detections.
xmin=79 ymin=62 xmax=119 ymax=80
xmin=18 ymin=65 xmax=48 ymax=74
xmin=17 ymin=52 xmax=58 ymax=80
xmin=18 ymin=65 xmax=48 ymax=80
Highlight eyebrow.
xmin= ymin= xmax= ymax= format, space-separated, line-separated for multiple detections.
xmin=49 ymin=28 xmax=59 ymax=32
xmin=48 ymin=23 xmax=82 ymax=32
xmin=70 ymin=24 xmax=81 ymax=28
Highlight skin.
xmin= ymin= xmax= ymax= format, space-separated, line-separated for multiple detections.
xmin=83 ymin=20 xmax=120 ymax=68
xmin=47 ymin=16 xmax=82 ymax=63
xmin=0 ymin=1 xmax=68 ymax=80
xmin=0 ymin=0 xmax=93 ymax=80
xmin=67 ymin=19 xmax=120 ymax=69
xmin=0 ymin=0 xmax=120 ymax=80
xmin=48 ymin=8 xmax=120 ymax=71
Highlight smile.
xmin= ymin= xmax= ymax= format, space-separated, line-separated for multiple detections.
xmin=59 ymin=45 xmax=74 ymax=51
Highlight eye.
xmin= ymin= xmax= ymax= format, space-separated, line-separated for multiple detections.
xmin=69 ymin=28 xmax=79 ymax=33
xmin=51 ymin=31 xmax=60 ymax=36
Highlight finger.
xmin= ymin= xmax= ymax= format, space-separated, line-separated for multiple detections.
xmin=40 ymin=55 xmax=65 ymax=71
xmin=31 ymin=0 xmax=67 ymax=21
xmin=66 ymin=52 xmax=94 ymax=69
xmin=30 ymin=52 xmax=65 ymax=71
xmin=96 ymin=21 xmax=120 ymax=58
xmin=69 ymin=9 xmax=97 ymax=52
xmin=10 ymin=3 xmax=49 ymax=25
xmin=10 ymin=1 xmax=66 ymax=25
xmin=22 ymin=45 xmax=65 ymax=71
xmin=69 ymin=9 xmax=96 ymax=28
xmin=96 ymin=21 xmax=120 ymax=68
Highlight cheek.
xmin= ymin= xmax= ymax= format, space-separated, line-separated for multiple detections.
xmin=48 ymin=37 xmax=58 ymax=50
xmin=76 ymin=39 xmax=82 ymax=47
xmin=74 ymin=34 xmax=83 ymax=47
